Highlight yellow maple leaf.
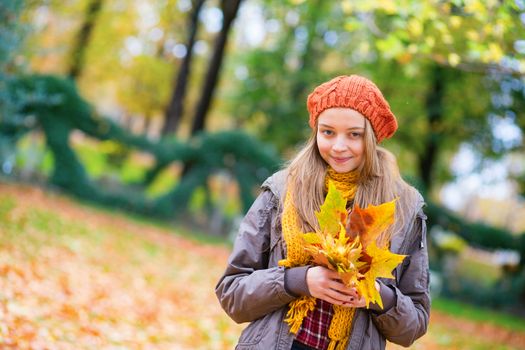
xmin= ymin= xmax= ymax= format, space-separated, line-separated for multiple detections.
xmin=356 ymin=273 xmax=381 ymax=308
xmin=358 ymin=242 xmax=406 ymax=308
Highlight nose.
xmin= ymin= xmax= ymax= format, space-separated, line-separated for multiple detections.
xmin=332 ymin=136 xmax=347 ymax=152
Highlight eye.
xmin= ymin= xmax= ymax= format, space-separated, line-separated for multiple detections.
xmin=321 ymin=129 xmax=334 ymax=136
xmin=349 ymin=132 xmax=363 ymax=139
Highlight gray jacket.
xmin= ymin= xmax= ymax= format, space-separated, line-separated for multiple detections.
xmin=216 ymin=171 xmax=430 ymax=350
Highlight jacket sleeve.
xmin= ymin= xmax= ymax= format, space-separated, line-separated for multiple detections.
xmin=215 ymin=190 xmax=296 ymax=323
xmin=371 ymin=209 xmax=431 ymax=347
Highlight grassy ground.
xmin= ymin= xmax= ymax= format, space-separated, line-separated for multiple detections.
xmin=1 ymin=181 xmax=524 ymax=349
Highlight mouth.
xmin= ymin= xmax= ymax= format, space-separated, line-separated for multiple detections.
xmin=332 ymin=156 xmax=352 ymax=164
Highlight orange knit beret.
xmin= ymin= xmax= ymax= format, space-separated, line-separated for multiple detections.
xmin=306 ymin=75 xmax=398 ymax=143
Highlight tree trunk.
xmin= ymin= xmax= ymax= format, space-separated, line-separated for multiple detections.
xmin=419 ymin=65 xmax=445 ymax=193
xmin=189 ymin=0 xmax=242 ymax=135
xmin=68 ymin=0 xmax=103 ymax=80
xmin=162 ymin=0 xmax=205 ymax=135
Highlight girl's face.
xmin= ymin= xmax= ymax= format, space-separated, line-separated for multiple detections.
xmin=316 ymin=107 xmax=366 ymax=173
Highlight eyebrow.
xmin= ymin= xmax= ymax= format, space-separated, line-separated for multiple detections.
xmin=318 ymin=123 xmax=365 ymax=130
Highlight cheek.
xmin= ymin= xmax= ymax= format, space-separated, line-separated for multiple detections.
xmin=353 ymin=140 xmax=365 ymax=157
xmin=316 ymin=135 xmax=331 ymax=156
xmin=357 ymin=146 xmax=365 ymax=158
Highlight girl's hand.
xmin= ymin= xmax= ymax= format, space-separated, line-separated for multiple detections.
xmin=340 ymin=280 xmax=382 ymax=308
xmin=306 ymin=267 xmax=381 ymax=308
xmin=306 ymin=266 xmax=360 ymax=306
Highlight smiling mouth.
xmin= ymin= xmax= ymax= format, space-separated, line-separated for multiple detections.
xmin=332 ymin=157 xmax=351 ymax=163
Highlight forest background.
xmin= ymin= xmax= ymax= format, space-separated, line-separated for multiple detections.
xmin=1 ymin=0 xmax=525 ymax=348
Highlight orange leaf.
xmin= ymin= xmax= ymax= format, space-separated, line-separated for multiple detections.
xmin=340 ymin=270 xmax=359 ymax=287
xmin=348 ymin=199 xmax=396 ymax=249
xmin=305 ymin=246 xmax=331 ymax=268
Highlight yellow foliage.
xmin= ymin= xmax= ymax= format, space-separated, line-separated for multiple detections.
xmin=448 ymin=53 xmax=461 ymax=67
xmin=361 ymin=242 xmax=406 ymax=308
xmin=465 ymin=0 xmax=488 ymax=18
xmin=466 ymin=30 xmax=480 ymax=42
xmin=407 ymin=19 xmax=423 ymax=37
xmin=341 ymin=0 xmax=353 ymax=14
xmin=377 ymin=0 xmax=397 ymax=15
xmin=450 ymin=16 xmax=462 ymax=29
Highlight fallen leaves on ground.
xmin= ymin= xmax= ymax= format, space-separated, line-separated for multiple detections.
xmin=0 ymin=182 xmax=524 ymax=349
xmin=0 ymin=182 xmax=242 ymax=349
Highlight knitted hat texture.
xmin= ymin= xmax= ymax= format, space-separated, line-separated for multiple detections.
xmin=307 ymin=75 xmax=398 ymax=143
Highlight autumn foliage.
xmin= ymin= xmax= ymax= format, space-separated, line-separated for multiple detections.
xmin=0 ymin=183 xmax=243 ymax=349
xmin=302 ymin=181 xmax=406 ymax=308
xmin=2 ymin=182 xmax=525 ymax=349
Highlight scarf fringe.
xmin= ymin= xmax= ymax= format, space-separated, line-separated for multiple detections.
xmin=327 ymin=337 xmax=350 ymax=350
xmin=284 ymin=296 xmax=317 ymax=334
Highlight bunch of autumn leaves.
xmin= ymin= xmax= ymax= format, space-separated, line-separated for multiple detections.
xmin=302 ymin=182 xmax=406 ymax=309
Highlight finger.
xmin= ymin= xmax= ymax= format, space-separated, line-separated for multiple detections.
xmin=322 ymin=292 xmax=355 ymax=306
xmin=326 ymin=283 xmax=354 ymax=298
xmin=326 ymin=288 xmax=354 ymax=304
xmin=343 ymin=295 xmax=367 ymax=307
xmin=345 ymin=289 xmax=359 ymax=298
xmin=323 ymin=269 xmax=343 ymax=281
xmin=322 ymin=295 xmax=347 ymax=306
xmin=353 ymin=299 xmax=366 ymax=308
xmin=341 ymin=299 xmax=358 ymax=308
xmin=326 ymin=281 xmax=358 ymax=298
xmin=351 ymin=295 xmax=366 ymax=308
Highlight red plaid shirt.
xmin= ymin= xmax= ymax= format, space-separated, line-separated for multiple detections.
xmin=295 ymin=299 xmax=334 ymax=350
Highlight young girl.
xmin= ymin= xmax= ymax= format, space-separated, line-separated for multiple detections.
xmin=216 ymin=75 xmax=430 ymax=350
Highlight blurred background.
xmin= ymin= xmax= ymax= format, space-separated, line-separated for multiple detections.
xmin=1 ymin=0 xmax=525 ymax=349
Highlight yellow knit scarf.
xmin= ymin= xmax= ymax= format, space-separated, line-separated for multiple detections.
xmin=279 ymin=167 xmax=360 ymax=350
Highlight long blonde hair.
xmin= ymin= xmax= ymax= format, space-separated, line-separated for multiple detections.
xmin=285 ymin=119 xmax=414 ymax=241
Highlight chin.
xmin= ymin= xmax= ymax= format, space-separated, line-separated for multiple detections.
xmin=330 ymin=163 xmax=357 ymax=173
